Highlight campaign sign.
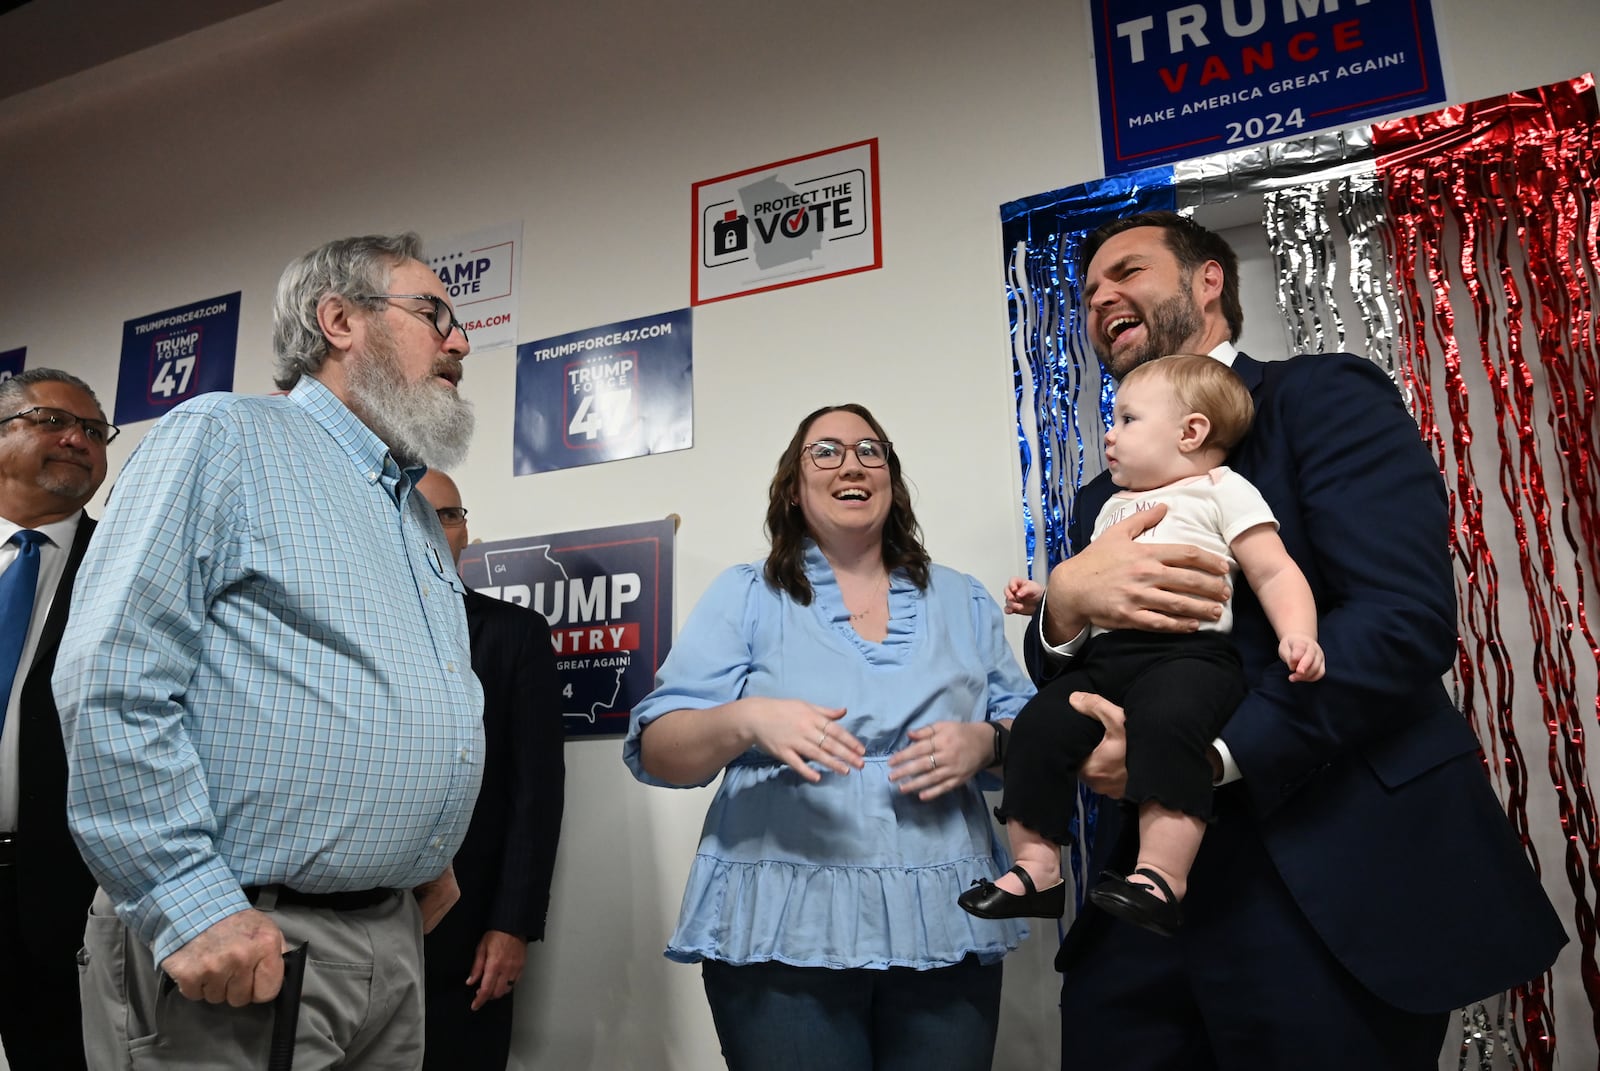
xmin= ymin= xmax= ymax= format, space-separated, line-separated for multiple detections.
xmin=458 ymin=518 xmax=675 ymax=738
xmin=115 ymin=292 xmax=241 ymax=425
xmin=423 ymin=222 xmax=522 ymax=352
xmin=0 ymin=347 xmax=23 ymax=382
xmin=692 ymin=139 xmax=882 ymax=305
xmin=513 ymin=308 xmax=693 ymax=475
xmin=1092 ymin=0 xmax=1445 ymax=175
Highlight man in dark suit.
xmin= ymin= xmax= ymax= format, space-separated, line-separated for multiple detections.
xmin=416 ymin=468 xmax=565 ymax=1070
xmin=0 ymin=368 xmax=115 ymax=1070
xmin=1028 ymin=212 xmax=1566 ymax=1068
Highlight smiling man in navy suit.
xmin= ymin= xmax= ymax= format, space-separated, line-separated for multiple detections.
xmin=1028 ymin=211 xmax=1566 ymax=1069
xmin=0 ymin=368 xmax=113 ymax=1071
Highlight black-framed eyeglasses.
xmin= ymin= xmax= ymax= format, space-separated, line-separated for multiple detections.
xmin=358 ymin=293 xmax=469 ymax=344
xmin=435 ymin=506 xmax=469 ymax=527
xmin=0 ymin=406 xmax=120 ymax=446
xmin=803 ymin=438 xmax=892 ymax=469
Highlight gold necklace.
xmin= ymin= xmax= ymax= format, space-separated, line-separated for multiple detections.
xmin=847 ymin=573 xmax=888 ymax=621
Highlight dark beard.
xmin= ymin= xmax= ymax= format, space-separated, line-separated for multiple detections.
xmin=1097 ymin=286 xmax=1205 ymax=380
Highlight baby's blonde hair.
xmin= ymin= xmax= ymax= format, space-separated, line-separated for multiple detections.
xmin=1122 ymin=354 xmax=1254 ymax=452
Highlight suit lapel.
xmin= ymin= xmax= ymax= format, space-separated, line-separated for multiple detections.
xmin=26 ymin=514 xmax=94 ymax=681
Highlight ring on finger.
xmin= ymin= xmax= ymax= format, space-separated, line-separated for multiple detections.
xmin=928 ymin=754 xmax=938 ymax=771
xmin=817 ymin=727 xmax=829 ymax=748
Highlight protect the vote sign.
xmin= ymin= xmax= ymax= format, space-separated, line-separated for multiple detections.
xmin=1092 ymin=0 xmax=1445 ymax=175
xmin=115 ymin=292 xmax=241 ymax=425
xmin=513 ymin=308 xmax=693 ymax=475
xmin=458 ymin=518 xmax=675 ymax=738
xmin=0 ymin=347 xmax=24 ymax=382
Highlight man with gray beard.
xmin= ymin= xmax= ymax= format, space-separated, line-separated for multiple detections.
xmin=56 ymin=233 xmax=485 ymax=1070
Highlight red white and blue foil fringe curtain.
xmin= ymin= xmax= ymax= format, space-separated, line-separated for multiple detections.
xmin=1002 ymin=75 xmax=1599 ymax=1068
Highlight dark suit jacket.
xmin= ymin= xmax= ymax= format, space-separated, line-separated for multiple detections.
xmin=427 ymin=589 xmax=565 ymax=962
xmin=1029 ymin=353 xmax=1565 ymax=1014
xmin=15 ymin=514 xmax=98 ymax=968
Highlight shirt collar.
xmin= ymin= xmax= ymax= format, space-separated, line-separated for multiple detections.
xmin=0 ymin=510 xmax=81 ymax=549
xmin=1208 ymin=340 xmax=1239 ymax=366
xmin=289 ymin=376 xmax=425 ymax=489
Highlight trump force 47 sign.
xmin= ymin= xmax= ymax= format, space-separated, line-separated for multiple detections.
xmin=115 ymin=292 xmax=241 ymax=425
xmin=513 ymin=309 xmax=693 ymax=475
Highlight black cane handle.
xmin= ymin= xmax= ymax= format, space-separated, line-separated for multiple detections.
xmin=267 ymin=943 xmax=309 ymax=1071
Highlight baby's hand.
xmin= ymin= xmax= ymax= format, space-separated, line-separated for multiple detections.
xmin=1004 ymin=577 xmax=1045 ymax=616
xmin=1279 ymin=633 xmax=1325 ymax=682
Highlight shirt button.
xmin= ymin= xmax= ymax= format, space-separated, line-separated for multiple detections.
xmin=445 ymin=662 xmax=456 ymax=673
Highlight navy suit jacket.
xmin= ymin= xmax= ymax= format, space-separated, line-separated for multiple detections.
xmin=426 ymin=589 xmax=565 ymax=959
xmin=1028 ymin=353 xmax=1565 ymax=1014
xmin=16 ymin=515 xmax=98 ymax=968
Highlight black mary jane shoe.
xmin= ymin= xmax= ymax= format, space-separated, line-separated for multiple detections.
xmin=1086 ymin=867 xmax=1184 ymax=937
xmin=957 ymin=864 xmax=1066 ymax=920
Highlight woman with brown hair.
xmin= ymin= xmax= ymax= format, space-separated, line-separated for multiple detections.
xmin=624 ymin=403 xmax=1032 ymax=1070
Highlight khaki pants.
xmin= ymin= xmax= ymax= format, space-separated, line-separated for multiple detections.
xmin=79 ymin=887 xmax=426 ymax=1070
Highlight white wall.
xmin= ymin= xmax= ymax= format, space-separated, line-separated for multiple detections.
xmin=3 ymin=0 xmax=1597 ymax=1067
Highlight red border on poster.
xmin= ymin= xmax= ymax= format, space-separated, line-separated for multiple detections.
xmin=691 ymin=138 xmax=882 ymax=306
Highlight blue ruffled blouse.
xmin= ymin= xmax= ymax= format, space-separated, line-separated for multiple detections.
xmin=623 ymin=542 xmax=1035 ymax=969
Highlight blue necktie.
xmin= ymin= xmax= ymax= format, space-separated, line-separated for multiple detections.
xmin=0 ymin=529 xmax=47 ymax=737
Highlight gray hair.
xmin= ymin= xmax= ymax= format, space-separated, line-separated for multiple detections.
xmin=0 ymin=367 xmax=105 ymax=418
xmin=271 ymin=232 xmax=425 ymax=390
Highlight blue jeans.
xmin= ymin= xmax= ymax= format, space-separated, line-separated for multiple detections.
xmin=700 ymin=956 xmax=1002 ymax=1071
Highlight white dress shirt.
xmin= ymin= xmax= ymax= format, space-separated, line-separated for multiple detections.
xmin=0 ymin=510 xmax=84 ymax=830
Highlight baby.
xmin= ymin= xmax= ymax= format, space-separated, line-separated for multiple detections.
xmin=960 ymin=353 xmax=1323 ymax=935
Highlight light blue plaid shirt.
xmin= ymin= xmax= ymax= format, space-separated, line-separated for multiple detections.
xmin=56 ymin=377 xmax=484 ymax=963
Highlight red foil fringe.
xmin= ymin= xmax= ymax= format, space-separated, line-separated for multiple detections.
xmin=1376 ymin=75 xmax=1600 ymax=1066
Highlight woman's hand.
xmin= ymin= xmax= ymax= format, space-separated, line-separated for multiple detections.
xmin=745 ymin=697 xmax=866 ymax=782
xmin=640 ymin=697 xmax=864 ymax=786
xmin=887 ymin=721 xmax=992 ymax=800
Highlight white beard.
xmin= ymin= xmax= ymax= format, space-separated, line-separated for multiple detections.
xmin=345 ymin=320 xmax=475 ymax=469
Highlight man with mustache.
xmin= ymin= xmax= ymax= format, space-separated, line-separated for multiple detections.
xmin=0 ymin=368 xmax=113 ymax=1071
xmin=1028 ymin=211 xmax=1565 ymax=1068
xmin=57 ymin=233 xmax=485 ymax=1070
